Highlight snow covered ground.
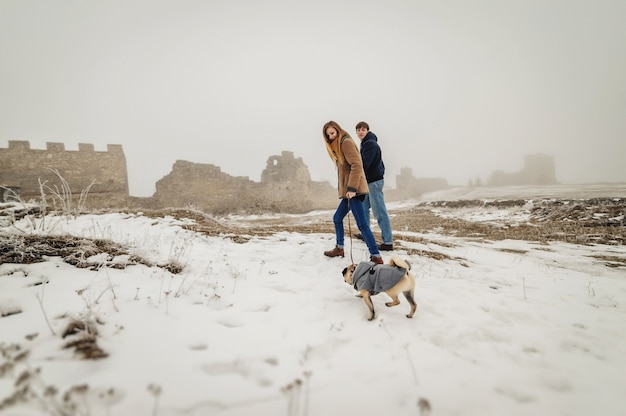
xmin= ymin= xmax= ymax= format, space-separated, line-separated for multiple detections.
xmin=1 ymin=185 xmax=625 ymax=416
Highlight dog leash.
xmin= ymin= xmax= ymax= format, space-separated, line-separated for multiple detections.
xmin=346 ymin=197 xmax=355 ymax=264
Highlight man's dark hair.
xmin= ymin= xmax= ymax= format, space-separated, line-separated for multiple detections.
xmin=355 ymin=121 xmax=370 ymax=130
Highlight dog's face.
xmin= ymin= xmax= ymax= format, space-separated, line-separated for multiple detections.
xmin=341 ymin=264 xmax=357 ymax=284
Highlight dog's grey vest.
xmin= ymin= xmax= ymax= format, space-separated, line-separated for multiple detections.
xmin=352 ymin=261 xmax=408 ymax=295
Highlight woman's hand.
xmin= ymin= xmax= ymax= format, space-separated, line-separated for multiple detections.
xmin=346 ymin=191 xmax=356 ymax=199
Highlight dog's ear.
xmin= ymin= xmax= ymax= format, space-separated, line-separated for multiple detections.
xmin=341 ymin=266 xmax=348 ymax=276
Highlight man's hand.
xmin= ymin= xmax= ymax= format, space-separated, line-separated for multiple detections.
xmin=346 ymin=191 xmax=356 ymax=199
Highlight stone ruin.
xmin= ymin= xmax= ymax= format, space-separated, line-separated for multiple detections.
xmin=488 ymin=153 xmax=558 ymax=186
xmin=148 ymin=151 xmax=336 ymax=214
xmin=0 ymin=140 xmax=129 ymax=208
xmin=389 ymin=167 xmax=449 ymax=200
xmin=1 ymin=141 xmax=449 ymax=213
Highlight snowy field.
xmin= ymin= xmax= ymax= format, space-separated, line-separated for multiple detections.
xmin=1 ymin=185 xmax=625 ymax=416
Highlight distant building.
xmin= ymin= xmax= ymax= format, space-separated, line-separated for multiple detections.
xmin=0 ymin=140 xmax=129 ymax=208
xmin=488 ymin=153 xmax=558 ymax=186
xmin=389 ymin=167 xmax=449 ymax=199
xmin=1 ymin=139 xmax=453 ymax=214
xmin=149 ymin=151 xmax=336 ymax=214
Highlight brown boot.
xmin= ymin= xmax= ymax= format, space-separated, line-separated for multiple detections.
xmin=370 ymin=255 xmax=384 ymax=264
xmin=378 ymin=243 xmax=393 ymax=251
xmin=324 ymin=246 xmax=344 ymax=258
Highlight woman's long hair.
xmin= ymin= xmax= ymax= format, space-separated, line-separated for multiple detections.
xmin=323 ymin=120 xmax=350 ymax=166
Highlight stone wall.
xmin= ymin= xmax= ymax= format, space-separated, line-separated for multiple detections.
xmin=257 ymin=151 xmax=336 ymax=212
xmin=389 ymin=167 xmax=449 ymax=199
xmin=1 ymin=140 xmax=453 ymax=213
xmin=0 ymin=140 xmax=129 ymax=208
xmin=150 ymin=151 xmax=336 ymax=214
xmin=152 ymin=160 xmax=258 ymax=213
xmin=488 ymin=153 xmax=558 ymax=186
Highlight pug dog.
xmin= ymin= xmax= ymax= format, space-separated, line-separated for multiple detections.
xmin=342 ymin=255 xmax=416 ymax=321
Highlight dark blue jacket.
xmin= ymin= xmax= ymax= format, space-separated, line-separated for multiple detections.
xmin=360 ymin=131 xmax=385 ymax=183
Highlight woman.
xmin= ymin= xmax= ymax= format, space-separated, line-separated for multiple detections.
xmin=322 ymin=121 xmax=383 ymax=264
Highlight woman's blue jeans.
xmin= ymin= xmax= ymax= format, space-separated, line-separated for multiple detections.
xmin=333 ymin=197 xmax=380 ymax=256
xmin=364 ymin=179 xmax=393 ymax=245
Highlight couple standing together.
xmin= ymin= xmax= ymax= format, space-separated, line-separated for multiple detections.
xmin=322 ymin=120 xmax=393 ymax=264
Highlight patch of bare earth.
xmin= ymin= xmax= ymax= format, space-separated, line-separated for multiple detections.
xmin=394 ymin=197 xmax=625 ymax=246
xmin=1 ymin=198 xmax=624 ymax=268
xmin=139 ymin=198 xmax=625 ymax=265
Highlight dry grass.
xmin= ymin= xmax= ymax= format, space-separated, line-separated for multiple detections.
xmin=1 ymin=197 xmax=624 ymax=269
xmin=0 ymin=234 xmax=136 ymax=266
xmin=62 ymin=319 xmax=108 ymax=360
xmin=0 ymin=233 xmax=185 ymax=273
xmin=588 ymin=255 xmax=626 ymax=268
xmin=390 ymin=198 xmax=625 ymax=246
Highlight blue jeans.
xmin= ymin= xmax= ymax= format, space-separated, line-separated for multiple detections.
xmin=333 ymin=198 xmax=380 ymax=257
xmin=364 ymin=179 xmax=393 ymax=245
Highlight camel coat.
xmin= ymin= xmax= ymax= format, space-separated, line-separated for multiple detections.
xmin=336 ymin=135 xmax=369 ymax=199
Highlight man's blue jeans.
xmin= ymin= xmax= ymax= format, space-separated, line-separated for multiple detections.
xmin=364 ymin=179 xmax=393 ymax=245
xmin=333 ymin=197 xmax=380 ymax=257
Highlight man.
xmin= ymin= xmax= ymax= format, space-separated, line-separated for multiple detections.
xmin=354 ymin=121 xmax=393 ymax=251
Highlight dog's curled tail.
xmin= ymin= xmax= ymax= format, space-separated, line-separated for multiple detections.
xmin=388 ymin=255 xmax=411 ymax=271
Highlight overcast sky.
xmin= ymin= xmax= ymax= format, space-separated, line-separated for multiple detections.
xmin=1 ymin=0 xmax=625 ymax=197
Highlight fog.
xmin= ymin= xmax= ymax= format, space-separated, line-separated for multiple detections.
xmin=1 ymin=0 xmax=625 ymax=197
